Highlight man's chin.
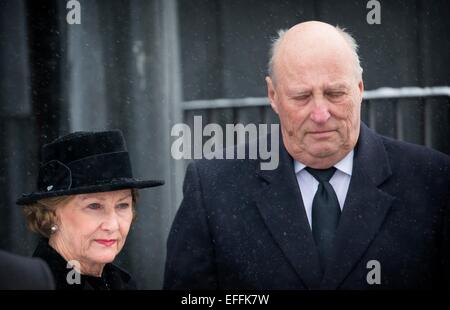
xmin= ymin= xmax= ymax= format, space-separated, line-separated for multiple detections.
xmin=307 ymin=146 xmax=340 ymax=159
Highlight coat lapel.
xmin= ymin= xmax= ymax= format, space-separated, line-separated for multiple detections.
xmin=320 ymin=124 xmax=395 ymax=289
xmin=254 ymin=137 xmax=323 ymax=289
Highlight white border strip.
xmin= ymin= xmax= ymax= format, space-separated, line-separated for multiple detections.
xmin=183 ymin=86 xmax=450 ymax=110
xmin=363 ymin=86 xmax=450 ymax=99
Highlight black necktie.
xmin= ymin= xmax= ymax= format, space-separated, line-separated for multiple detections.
xmin=305 ymin=167 xmax=341 ymax=271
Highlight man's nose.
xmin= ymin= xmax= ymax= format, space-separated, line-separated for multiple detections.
xmin=310 ymin=97 xmax=331 ymax=124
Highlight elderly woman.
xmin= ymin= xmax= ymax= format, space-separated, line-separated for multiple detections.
xmin=16 ymin=130 xmax=164 ymax=290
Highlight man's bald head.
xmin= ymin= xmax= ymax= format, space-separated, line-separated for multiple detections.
xmin=268 ymin=21 xmax=363 ymax=84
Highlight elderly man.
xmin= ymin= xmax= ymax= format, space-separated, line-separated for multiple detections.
xmin=164 ymin=21 xmax=450 ymax=289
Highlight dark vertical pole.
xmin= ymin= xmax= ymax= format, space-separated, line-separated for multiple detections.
xmin=420 ymin=0 xmax=450 ymax=154
xmin=0 ymin=0 xmax=39 ymax=253
xmin=25 ymin=0 xmax=65 ymax=148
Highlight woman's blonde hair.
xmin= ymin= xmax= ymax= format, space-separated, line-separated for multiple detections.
xmin=23 ymin=189 xmax=139 ymax=238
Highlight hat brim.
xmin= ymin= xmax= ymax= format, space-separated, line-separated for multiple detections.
xmin=16 ymin=178 xmax=164 ymax=205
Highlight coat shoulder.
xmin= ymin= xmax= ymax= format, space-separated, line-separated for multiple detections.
xmin=0 ymin=250 xmax=54 ymax=289
xmin=381 ymin=134 xmax=449 ymax=162
xmin=188 ymin=141 xmax=263 ymax=179
xmin=378 ymin=134 xmax=450 ymax=192
xmin=380 ymin=134 xmax=450 ymax=169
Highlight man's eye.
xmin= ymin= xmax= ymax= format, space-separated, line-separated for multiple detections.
xmin=293 ymin=95 xmax=310 ymax=102
xmin=327 ymin=92 xmax=345 ymax=98
xmin=87 ymin=203 xmax=101 ymax=210
xmin=117 ymin=203 xmax=130 ymax=210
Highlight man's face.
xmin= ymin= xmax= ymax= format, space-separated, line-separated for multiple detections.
xmin=267 ymin=36 xmax=363 ymax=168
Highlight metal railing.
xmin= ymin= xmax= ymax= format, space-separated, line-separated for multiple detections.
xmin=182 ymin=86 xmax=450 ymax=110
xmin=182 ymin=86 xmax=450 ymax=155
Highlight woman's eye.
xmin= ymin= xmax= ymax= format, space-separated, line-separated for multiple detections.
xmin=117 ymin=203 xmax=130 ymax=210
xmin=87 ymin=203 xmax=101 ymax=210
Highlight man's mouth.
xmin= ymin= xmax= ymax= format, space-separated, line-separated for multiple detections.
xmin=309 ymin=129 xmax=335 ymax=136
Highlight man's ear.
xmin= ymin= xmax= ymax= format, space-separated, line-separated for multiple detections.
xmin=266 ymin=76 xmax=279 ymax=114
xmin=355 ymin=77 xmax=364 ymax=100
xmin=358 ymin=79 xmax=364 ymax=96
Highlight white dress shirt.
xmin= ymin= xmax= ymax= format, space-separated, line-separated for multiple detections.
xmin=294 ymin=150 xmax=354 ymax=228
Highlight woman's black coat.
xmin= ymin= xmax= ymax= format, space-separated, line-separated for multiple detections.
xmin=33 ymin=239 xmax=136 ymax=290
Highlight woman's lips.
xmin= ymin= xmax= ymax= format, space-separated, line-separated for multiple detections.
xmin=95 ymin=239 xmax=116 ymax=247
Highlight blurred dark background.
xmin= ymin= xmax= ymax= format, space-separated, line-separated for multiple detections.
xmin=0 ymin=0 xmax=449 ymax=289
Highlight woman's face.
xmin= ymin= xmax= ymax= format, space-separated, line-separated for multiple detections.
xmin=50 ymin=189 xmax=133 ymax=271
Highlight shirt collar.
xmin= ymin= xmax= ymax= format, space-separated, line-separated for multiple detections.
xmin=294 ymin=150 xmax=354 ymax=176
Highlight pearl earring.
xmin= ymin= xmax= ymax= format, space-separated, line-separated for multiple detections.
xmin=50 ymin=224 xmax=58 ymax=233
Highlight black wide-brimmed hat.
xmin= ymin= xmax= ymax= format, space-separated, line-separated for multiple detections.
xmin=16 ymin=130 xmax=164 ymax=205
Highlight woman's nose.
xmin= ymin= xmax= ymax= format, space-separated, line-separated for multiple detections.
xmin=101 ymin=211 xmax=120 ymax=231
